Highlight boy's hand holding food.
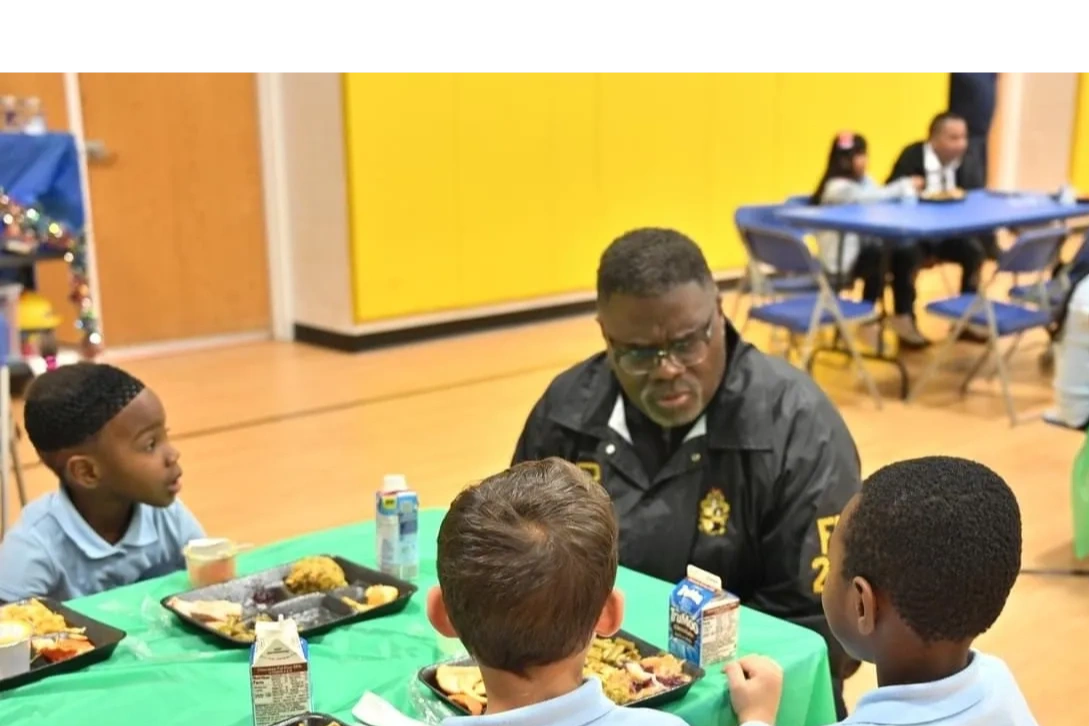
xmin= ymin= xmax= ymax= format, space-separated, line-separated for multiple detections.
xmin=724 ymin=654 xmax=784 ymax=726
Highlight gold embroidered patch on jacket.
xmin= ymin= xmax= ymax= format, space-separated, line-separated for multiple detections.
xmin=698 ymin=488 xmax=730 ymax=536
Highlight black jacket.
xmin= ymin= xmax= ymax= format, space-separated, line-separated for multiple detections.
xmin=887 ymin=141 xmax=986 ymax=191
xmin=949 ymin=73 xmax=998 ymax=139
xmin=512 ymin=324 xmax=861 ymax=678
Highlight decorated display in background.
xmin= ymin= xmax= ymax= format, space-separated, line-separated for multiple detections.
xmin=0 ymin=189 xmax=101 ymax=359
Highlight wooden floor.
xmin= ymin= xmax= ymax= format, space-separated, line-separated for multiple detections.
xmin=5 ymin=279 xmax=1088 ymax=725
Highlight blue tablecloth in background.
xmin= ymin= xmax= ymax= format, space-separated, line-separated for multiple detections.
xmin=776 ymin=191 xmax=1089 ymax=240
xmin=0 ymin=132 xmax=85 ymax=231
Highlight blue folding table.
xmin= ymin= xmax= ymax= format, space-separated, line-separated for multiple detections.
xmin=775 ymin=191 xmax=1089 ymax=398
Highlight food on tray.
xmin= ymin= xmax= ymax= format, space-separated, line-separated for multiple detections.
xmin=921 ymin=188 xmax=966 ymax=201
xmin=340 ymin=584 xmax=400 ymax=613
xmin=32 ymin=634 xmax=94 ymax=662
xmin=165 ymin=598 xmax=272 ymax=642
xmin=166 ymin=598 xmax=243 ymax=623
xmin=0 ymin=599 xmax=84 ymax=637
xmin=584 ymin=636 xmax=691 ymax=704
xmin=434 ymin=636 xmax=691 ymax=711
xmin=435 ymin=664 xmax=487 ymax=715
xmin=0 ymin=599 xmax=94 ymax=665
xmin=284 ymin=556 xmax=348 ymax=595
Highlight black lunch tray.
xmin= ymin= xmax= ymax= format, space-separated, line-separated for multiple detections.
xmin=270 ymin=714 xmax=351 ymax=726
xmin=160 ymin=554 xmax=417 ymax=647
xmin=0 ymin=597 xmax=127 ymax=692
xmin=418 ymin=629 xmax=705 ymax=714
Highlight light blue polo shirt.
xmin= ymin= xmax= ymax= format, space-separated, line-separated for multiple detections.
xmin=843 ymin=651 xmax=1038 ymax=726
xmin=0 ymin=487 xmax=205 ymax=602
xmin=441 ymin=679 xmax=687 ymax=726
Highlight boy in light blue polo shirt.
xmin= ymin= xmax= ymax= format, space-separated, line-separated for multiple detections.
xmin=0 ymin=363 xmax=204 ymax=602
xmin=726 ymin=456 xmax=1039 ymax=726
xmin=426 ymin=458 xmax=686 ymax=726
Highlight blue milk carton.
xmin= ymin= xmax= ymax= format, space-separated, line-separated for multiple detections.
xmin=250 ymin=617 xmax=311 ymax=726
xmin=668 ymin=565 xmax=740 ymax=668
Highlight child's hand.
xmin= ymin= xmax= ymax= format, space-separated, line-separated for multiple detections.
xmin=724 ymin=654 xmax=784 ymax=725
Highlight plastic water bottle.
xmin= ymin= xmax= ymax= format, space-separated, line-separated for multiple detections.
xmin=376 ymin=474 xmax=419 ymax=580
xmin=901 ymin=180 xmax=918 ymax=206
xmin=21 ymin=98 xmax=45 ymax=135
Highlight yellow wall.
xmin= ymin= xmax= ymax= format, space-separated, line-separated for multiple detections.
xmin=1071 ymin=74 xmax=1089 ymax=192
xmin=343 ymin=73 xmax=948 ymax=323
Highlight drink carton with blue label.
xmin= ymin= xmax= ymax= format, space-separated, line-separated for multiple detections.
xmin=376 ymin=474 xmax=419 ymax=580
xmin=250 ymin=617 xmax=311 ymax=726
xmin=668 ymin=564 xmax=740 ymax=668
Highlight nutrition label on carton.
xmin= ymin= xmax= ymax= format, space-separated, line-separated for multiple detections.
xmin=700 ymin=602 xmax=739 ymax=665
xmin=252 ymin=661 xmax=310 ymax=726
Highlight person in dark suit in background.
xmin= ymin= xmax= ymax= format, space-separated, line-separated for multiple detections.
xmin=949 ymin=73 xmax=998 ymax=182
xmin=949 ymin=73 xmax=1000 ymax=259
xmin=888 ymin=113 xmax=988 ymax=342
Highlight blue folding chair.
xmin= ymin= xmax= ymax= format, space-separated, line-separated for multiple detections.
xmin=909 ymin=226 xmax=1069 ymax=425
xmin=1009 ymin=228 xmax=1089 ymax=308
xmin=733 ymin=205 xmax=820 ymax=330
xmin=741 ymin=223 xmax=882 ymax=407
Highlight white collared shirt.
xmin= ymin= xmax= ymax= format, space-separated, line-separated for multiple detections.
xmin=923 ymin=143 xmax=961 ymax=194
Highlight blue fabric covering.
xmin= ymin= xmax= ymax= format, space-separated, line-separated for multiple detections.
xmin=926 ymin=295 xmax=1052 ymax=337
xmin=0 ymin=132 xmax=85 ymax=230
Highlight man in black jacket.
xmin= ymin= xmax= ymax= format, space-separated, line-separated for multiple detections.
xmin=888 ymin=112 xmax=988 ymax=315
xmin=513 ymin=228 xmax=863 ymax=718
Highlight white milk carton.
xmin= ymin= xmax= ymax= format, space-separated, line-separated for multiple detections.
xmin=668 ymin=564 xmax=740 ymax=668
xmin=376 ymin=474 xmax=419 ymax=580
xmin=250 ymin=617 xmax=312 ymax=726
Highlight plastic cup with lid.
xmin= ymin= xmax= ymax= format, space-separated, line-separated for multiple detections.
xmin=0 ymin=621 xmax=32 ymax=678
xmin=183 ymin=537 xmax=240 ymax=587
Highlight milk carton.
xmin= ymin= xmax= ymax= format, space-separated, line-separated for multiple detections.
xmin=668 ymin=565 xmax=740 ymax=668
xmin=250 ymin=617 xmax=312 ymax=726
xmin=376 ymin=474 xmax=419 ymax=580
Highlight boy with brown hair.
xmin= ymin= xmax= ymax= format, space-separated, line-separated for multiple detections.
xmin=426 ymin=458 xmax=686 ymax=725
xmin=727 ymin=456 xmax=1038 ymax=726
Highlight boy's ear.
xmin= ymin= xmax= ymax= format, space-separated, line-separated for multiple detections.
xmin=594 ymin=588 xmax=625 ymax=637
xmin=852 ymin=576 xmax=877 ymax=637
xmin=64 ymin=454 xmax=101 ymax=491
xmin=426 ymin=586 xmax=458 ymax=638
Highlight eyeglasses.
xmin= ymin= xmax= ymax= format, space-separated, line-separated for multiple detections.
xmin=607 ymin=315 xmax=717 ymax=376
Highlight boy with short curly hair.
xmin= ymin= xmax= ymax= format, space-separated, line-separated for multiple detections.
xmin=728 ymin=456 xmax=1038 ymax=726
xmin=0 ymin=363 xmax=203 ymax=602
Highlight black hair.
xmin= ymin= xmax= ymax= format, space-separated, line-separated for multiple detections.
xmin=24 ymin=362 xmax=146 ymax=454
xmin=810 ymin=131 xmax=868 ymax=205
xmin=842 ymin=456 xmax=1021 ymax=643
xmin=929 ymin=111 xmax=967 ymax=138
xmin=596 ymin=228 xmax=714 ymax=303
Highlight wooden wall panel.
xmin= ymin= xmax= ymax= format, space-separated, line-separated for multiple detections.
xmin=1017 ymin=73 xmax=1079 ymax=191
xmin=78 ymin=73 xmax=270 ymax=345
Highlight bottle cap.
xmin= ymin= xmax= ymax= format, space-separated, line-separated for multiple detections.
xmin=382 ymin=474 xmax=407 ymax=492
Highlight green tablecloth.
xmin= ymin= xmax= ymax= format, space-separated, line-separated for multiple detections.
xmin=0 ymin=510 xmax=835 ymax=725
